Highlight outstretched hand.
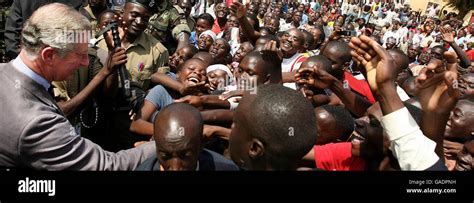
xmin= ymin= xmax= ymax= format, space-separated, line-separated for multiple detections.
xmin=174 ymin=95 xmax=204 ymax=110
xmin=415 ymin=52 xmax=460 ymax=114
xmin=230 ymin=2 xmax=247 ymax=19
xmin=295 ymin=65 xmax=337 ymax=90
xmin=179 ymin=81 xmax=207 ymax=96
xmin=439 ymin=26 xmax=454 ymax=44
xmin=348 ymin=35 xmax=398 ymax=94
xmin=260 ymin=40 xmax=283 ymax=65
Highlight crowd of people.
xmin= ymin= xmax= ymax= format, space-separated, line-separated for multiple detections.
xmin=0 ymin=0 xmax=472 ymax=171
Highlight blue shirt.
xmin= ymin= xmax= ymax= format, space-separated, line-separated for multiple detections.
xmin=145 ymin=85 xmax=175 ymax=123
xmin=12 ymin=57 xmax=50 ymax=91
xmin=189 ymin=31 xmax=198 ymax=48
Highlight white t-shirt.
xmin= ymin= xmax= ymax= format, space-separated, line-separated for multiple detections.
xmin=282 ymin=53 xmax=308 ymax=89
xmin=382 ymin=30 xmax=401 ymax=46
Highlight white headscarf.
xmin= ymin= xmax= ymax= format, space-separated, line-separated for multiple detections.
xmin=199 ymin=30 xmax=217 ymax=41
xmin=206 ymin=64 xmax=234 ymax=84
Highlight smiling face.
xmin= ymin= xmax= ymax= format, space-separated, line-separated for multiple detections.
xmin=177 ymin=59 xmax=207 ymax=87
xmin=122 ymin=3 xmax=151 ymax=36
xmin=293 ymin=11 xmax=302 ymax=24
xmin=195 ymin=19 xmax=212 ymax=37
xmin=207 ymin=69 xmax=227 ymax=92
xmin=385 ymin=37 xmax=397 ymax=49
xmin=215 ymin=3 xmax=229 ymax=19
xmin=280 ymin=29 xmax=304 ymax=58
xmin=352 ymin=103 xmax=387 ymax=159
xmin=48 ymin=43 xmax=90 ymax=81
xmin=445 ymin=100 xmax=474 ymax=140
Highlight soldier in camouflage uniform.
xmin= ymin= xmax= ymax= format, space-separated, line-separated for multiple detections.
xmin=146 ymin=0 xmax=191 ymax=54
xmin=79 ymin=0 xmax=108 ymax=34
xmin=177 ymin=0 xmax=196 ymax=32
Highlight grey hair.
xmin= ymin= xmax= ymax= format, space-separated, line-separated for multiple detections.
xmin=21 ymin=3 xmax=91 ymax=59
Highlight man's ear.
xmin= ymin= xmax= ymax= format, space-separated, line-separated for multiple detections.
xmin=303 ymin=42 xmax=309 ymax=50
xmin=248 ymin=138 xmax=264 ymax=159
xmin=41 ymin=47 xmax=55 ymax=65
xmin=263 ymin=73 xmax=271 ymax=84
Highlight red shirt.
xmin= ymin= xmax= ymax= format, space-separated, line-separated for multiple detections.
xmin=466 ymin=50 xmax=474 ymax=61
xmin=314 ymin=142 xmax=366 ymax=171
xmin=344 ymin=71 xmax=376 ymax=104
xmin=212 ymin=19 xmax=223 ymax=35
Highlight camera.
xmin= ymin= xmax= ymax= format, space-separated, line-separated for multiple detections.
xmin=337 ymin=30 xmax=353 ymax=36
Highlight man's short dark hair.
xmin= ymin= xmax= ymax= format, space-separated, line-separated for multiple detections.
xmin=314 ymin=25 xmax=326 ymax=43
xmin=320 ymin=104 xmax=355 ymax=141
xmin=325 ymin=41 xmax=352 ymax=63
xmin=247 ymin=84 xmax=318 ymax=167
xmin=305 ymin=55 xmax=332 ymax=72
xmin=301 ymin=29 xmax=314 ymax=49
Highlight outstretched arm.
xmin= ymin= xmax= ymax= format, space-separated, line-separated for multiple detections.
xmin=349 ymin=35 xmax=459 ymax=170
xmin=56 ymin=48 xmax=126 ymax=116
xmin=440 ymin=26 xmax=471 ymax=70
xmin=230 ymin=2 xmax=261 ymax=44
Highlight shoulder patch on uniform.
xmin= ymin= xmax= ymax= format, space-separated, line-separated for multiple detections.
xmin=155 ymin=42 xmax=168 ymax=54
xmin=173 ymin=5 xmax=185 ymax=14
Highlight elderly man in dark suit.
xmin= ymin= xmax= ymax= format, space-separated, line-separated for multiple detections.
xmin=0 ymin=3 xmax=155 ymax=170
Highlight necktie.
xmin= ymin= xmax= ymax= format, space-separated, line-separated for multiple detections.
xmin=48 ymin=86 xmax=55 ymax=98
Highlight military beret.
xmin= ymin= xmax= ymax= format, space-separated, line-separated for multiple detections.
xmin=128 ymin=0 xmax=158 ymax=13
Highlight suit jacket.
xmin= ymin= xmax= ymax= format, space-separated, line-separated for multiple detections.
xmin=4 ymin=0 xmax=83 ymax=58
xmin=135 ymin=149 xmax=240 ymax=171
xmin=0 ymin=62 xmax=155 ymax=170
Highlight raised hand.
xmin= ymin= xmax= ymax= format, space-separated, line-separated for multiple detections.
xmin=328 ymin=26 xmax=342 ymax=41
xmin=416 ymin=52 xmax=460 ymax=114
xmin=230 ymin=2 xmax=247 ymax=19
xmin=295 ymin=65 xmax=337 ymax=90
xmin=260 ymin=40 xmax=283 ymax=65
xmin=104 ymin=47 xmax=127 ymax=76
xmin=439 ymin=26 xmax=454 ymax=44
xmin=349 ymin=35 xmax=398 ymax=94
